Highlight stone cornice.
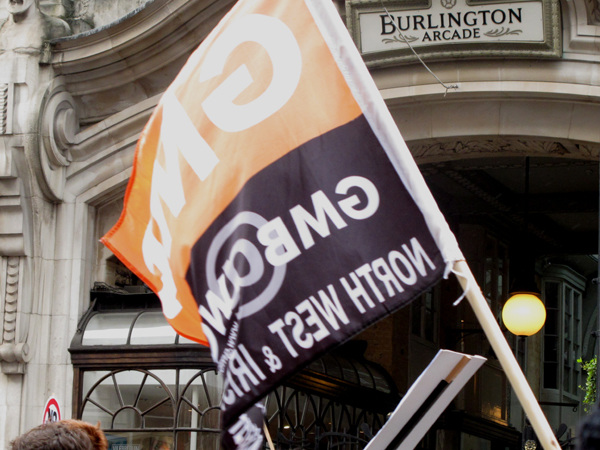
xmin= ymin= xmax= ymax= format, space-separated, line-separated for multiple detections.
xmin=47 ymin=0 xmax=235 ymax=123
xmin=38 ymin=0 xmax=236 ymax=201
xmin=408 ymin=137 xmax=600 ymax=164
xmin=50 ymin=0 xmax=229 ymax=75
xmin=38 ymin=78 xmax=158 ymax=202
xmin=65 ymin=95 xmax=158 ymax=202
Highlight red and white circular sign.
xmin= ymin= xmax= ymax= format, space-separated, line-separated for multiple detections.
xmin=42 ymin=396 xmax=61 ymax=424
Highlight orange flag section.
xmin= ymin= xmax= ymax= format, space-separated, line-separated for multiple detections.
xmin=102 ymin=0 xmax=362 ymax=345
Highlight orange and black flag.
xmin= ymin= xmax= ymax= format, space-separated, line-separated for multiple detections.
xmin=102 ymin=0 xmax=463 ymax=448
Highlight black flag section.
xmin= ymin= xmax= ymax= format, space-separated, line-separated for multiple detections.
xmin=187 ymin=115 xmax=446 ymax=427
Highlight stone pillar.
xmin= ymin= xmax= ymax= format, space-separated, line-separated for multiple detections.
xmin=0 ymin=1 xmax=71 ymax=445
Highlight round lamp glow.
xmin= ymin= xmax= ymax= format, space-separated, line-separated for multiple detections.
xmin=502 ymin=293 xmax=546 ymax=336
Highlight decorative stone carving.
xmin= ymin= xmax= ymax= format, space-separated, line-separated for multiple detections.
xmin=586 ymin=0 xmax=600 ymax=24
xmin=0 ymin=0 xmax=71 ymax=379
xmin=0 ymin=0 xmax=70 ymax=56
xmin=0 ymin=256 xmax=30 ymax=374
xmin=1 ymin=0 xmax=73 ymax=203
xmin=576 ymin=143 xmax=600 ymax=158
xmin=0 ymin=138 xmax=31 ymax=374
xmin=73 ymin=0 xmax=92 ymax=17
xmin=410 ymin=138 xmax=599 ymax=163
xmin=0 ymin=176 xmax=26 ymax=256
xmin=563 ymin=0 xmax=600 ymax=54
xmin=39 ymin=80 xmax=79 ymax=201
xmin=0 ymin=82 xmax=9 ymax=134
xmin=69 ymin=0 xmax=94 ymax=33
xmin=39 ymin=0 xmax=68 ymax=17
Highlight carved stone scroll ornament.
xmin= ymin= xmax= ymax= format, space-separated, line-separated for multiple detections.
xmin=586 ymin=0 xmax=600 ymax=24
xmin=0 ymin=256 xmax=31 ymax=374
xmin=38 ymin=80 xmax=79 ymax=201
xmin=410 ymin=138 xmax=600 ymax=163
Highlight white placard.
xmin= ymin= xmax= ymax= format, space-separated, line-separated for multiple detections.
xmin=365 ymin=349 xmax=486 ymax=450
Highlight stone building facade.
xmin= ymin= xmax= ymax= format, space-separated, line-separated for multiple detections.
xmin=1 ymin=0 xmax=599 ymax=448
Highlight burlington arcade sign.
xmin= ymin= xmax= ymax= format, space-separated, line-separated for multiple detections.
xmin=346 ymin=0 xmax=561 ymax=66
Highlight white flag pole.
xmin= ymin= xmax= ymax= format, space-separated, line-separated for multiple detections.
xmin=453 ymin=260 xmax=560 ymax=449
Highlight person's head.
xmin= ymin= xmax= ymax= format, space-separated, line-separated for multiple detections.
xmin=577 ymin=406 xmax=600 ymax=449
xmin=9 ymin=420 xmax=107 ymax=450
xmin=6 ymin=0 xmax=36 ymax=18
xmin=10 ymin=421 xmax=93 ymax=450
xmin=61 ymin=420 xmax=109 ymax=450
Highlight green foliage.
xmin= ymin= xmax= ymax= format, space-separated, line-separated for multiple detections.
xmin=578 ymin=356 xmax=597 ymax=413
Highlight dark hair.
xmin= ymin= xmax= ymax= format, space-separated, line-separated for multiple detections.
xmin=61 ymin=420 xmax=109 ymax=450
xmin=577 ymin=406 xmax=600 ymax=450
xmin=10 ymin=421 xmax=94 ymax=450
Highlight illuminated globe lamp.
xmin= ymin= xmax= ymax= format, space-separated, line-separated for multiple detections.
xmin=502 ymin=291 xmax=546 ymax=337
xmin=503 ymin=157 xmax=547 ymax=337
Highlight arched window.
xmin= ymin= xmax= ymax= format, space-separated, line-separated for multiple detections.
xmin=70 ymin=286 xmax=399 ymax=449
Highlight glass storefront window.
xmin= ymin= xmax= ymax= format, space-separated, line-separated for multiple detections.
xmin=131 ymin=312 xmax=177 ymax=345
xmin=72 ymin=290 xmax=399 ymax=449
xmin=81 ymin=370 xmax=176 ymax=431
xmin=82 ymin=313 xmax=139 ymax=346
xmin=79 ymin=366 xmax=392 ymax=449
xmin=542 ymin=267 xmax=585 ymax=397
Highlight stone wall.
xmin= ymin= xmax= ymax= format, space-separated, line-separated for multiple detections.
xmin=0 ymin=0 xmax=153 ymax=33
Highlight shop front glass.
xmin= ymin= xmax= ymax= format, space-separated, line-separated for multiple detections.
xmin=71 ymin=288 xmax=399 ymax=449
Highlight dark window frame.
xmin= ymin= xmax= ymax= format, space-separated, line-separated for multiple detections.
xmin=70 ymin=289 xmax=399 ymax=449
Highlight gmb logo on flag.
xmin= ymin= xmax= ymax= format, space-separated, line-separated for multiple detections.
xmin=203 ymin=172 xmax=381 ymax=320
